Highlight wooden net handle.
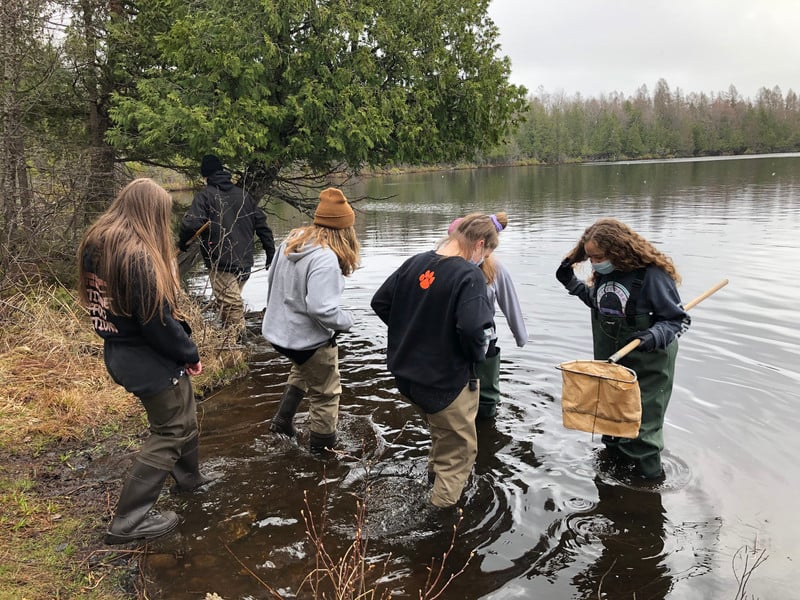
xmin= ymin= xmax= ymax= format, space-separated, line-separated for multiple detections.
xmin=185 ymin=220 xmax=211 ymax=246
xmin=683 ymin=278 xmax=729 ymax=310
xmin=608 ymin=278 xmax=729 ymax=364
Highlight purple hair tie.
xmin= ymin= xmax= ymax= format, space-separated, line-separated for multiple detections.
xmin=491 ymin=214 xmax=504 ymax=232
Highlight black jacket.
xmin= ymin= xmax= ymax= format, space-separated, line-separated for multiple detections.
xmin=82 ymin=249 xmax=200 ymax=398
xmin=371 ymin=251 xmax=493 ymax=412
xmin=178 ymin=171 xmax=275 ymax=274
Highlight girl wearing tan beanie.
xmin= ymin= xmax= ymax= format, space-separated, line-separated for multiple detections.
xmin=261 ymin=187 xmax=360 ymax=452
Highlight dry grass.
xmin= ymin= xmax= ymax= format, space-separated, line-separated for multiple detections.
xmin=0 ymin=286 xmax=135 ymax=451
xmin=298 ymin=488 xmax=471 ymax=600
xmin=0 ymin=284 xmax=246 ymax=451
xmin=0 ymin=282 xmax=249 ymax=599
xmin=733 ymin=537 xmax=768 ymax=600
xmin=221 ymin=452 xmax=472 ymax=600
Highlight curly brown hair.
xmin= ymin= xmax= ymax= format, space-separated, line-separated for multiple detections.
xmin=565 ymin=218 xmax=681 ymax=284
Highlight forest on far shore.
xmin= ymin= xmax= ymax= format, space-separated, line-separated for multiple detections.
xmin=489 ymin=79 xmax=800 ymax=165
xmin=2 ymin=0 xmax=799 ymax=292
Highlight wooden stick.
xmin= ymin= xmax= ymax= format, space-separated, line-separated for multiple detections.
xmin=184 ymin=219 xmax=210 ymax=247
xmin=177 ymin=221 xmax=211 ymax=277
xmin=683 ymin=278 xmax=729 ymax=310
xmin=608 ymin=278 xmax=729 ymax=364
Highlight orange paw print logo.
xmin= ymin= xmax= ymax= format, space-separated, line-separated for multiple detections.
xmin=419 ymin=270 xmax=435 ymax=289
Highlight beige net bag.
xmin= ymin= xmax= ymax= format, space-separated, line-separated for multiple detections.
xmin=555 ymin=279 xmax=729 ymax=440
xmin=557 ymin=360 xmax=641 ymax=438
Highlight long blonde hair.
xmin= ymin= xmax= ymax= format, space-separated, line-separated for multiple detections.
xmin=78 ymin=178 xmax=181 ymax=322
xmin=443 ymin=212 xmax=507 ymax=284
xmin=566 ymin=217 xmax=681 ymax=284
xmin=284 ymin=224 xmax=360 ymax=276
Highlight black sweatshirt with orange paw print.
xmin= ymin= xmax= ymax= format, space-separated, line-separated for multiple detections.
xmin=372 ymin=250 xmax=493 ymax=413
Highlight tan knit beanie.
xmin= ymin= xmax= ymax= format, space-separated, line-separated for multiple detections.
xmin=314 ymin=187 xmax=354 ymax=229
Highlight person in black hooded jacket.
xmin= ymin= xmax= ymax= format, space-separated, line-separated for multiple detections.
xmin=178 ymin=154 xmax=275 ymax=338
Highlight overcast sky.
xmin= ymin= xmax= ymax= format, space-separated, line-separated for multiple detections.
xmin=486 ymin=0 xmax=800 ymax=100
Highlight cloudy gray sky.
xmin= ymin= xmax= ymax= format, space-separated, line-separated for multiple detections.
xmin=487 ymin=0 xmax=800 ymax=100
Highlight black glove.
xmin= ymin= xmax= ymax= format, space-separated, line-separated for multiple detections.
xmin=628 ymin=330 xmax=656 ymax=352
xmin=556 ymin=259 xmax=575 ymax=286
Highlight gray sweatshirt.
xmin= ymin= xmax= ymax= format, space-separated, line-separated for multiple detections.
xmin=487 ymin=260 xmax=528 ymax=348
xmin=262 ymin=239 xmax=354 ymax=351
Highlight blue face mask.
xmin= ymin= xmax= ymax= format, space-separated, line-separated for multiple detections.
xmin=592 ymin=260 xmax=615 ymax=275
xmin=471 ymin=257 xmax=484 ymax=267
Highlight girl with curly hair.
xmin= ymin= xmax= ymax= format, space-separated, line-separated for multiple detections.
xmin=556 ymin=218 xmax=691 ymax=480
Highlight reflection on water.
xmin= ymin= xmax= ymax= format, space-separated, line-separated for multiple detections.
xmin=570 ymin=478 xmax=670 ymax=599
xmin=153 ymin=155 xmax=800 ymax=599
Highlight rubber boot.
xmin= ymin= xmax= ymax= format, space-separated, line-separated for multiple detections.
xmin=476 ymin=349 xmax=501 ymax=420
xmin=637 ymin=453 xmax=664 ymax=480
xmin=269 ymin=384 xmax=305 ymax=437
xmin=309 ymin=431 xmax=337 ymax=453
xmin=104 ymin=460 xmax=179 ymax=545
xmin=601 ymin=436 xmax=630 ymax=463
xmin=170 ymin=436 xmax=215 ymax=494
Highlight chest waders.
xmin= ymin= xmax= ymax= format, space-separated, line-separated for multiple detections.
xmin=476 ymin=340 xmax=501 ymax=419
xmin=591 ymin=309 xmax=677 ymax=479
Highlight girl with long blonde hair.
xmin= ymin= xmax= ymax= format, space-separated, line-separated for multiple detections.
xmin=261 ymin=187 xmax=360 ymax=452
xmin=78 ymin=178 xmax=211 ymax=545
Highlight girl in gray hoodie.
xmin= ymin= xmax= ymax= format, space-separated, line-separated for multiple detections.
xmin=262 ymin=188 xmax=360 ymax=452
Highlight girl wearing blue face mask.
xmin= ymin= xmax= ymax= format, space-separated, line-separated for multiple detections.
xmin=555 ymin=218 xmax=691 ymax=480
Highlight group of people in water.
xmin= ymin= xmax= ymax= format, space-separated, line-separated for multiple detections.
xmin=77 ymin=164 xmax=690 ymax=545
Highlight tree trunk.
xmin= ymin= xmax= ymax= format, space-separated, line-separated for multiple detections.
xmin=80 ymin=0 xmax=117 ymax=223
xmin=0 ymin=0 xmax=35 ymax=277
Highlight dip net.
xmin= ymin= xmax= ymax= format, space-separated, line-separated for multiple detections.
xmin=556 ymin=360 xmax=641 ymax=438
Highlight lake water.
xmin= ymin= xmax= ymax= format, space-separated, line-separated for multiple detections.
xmin=152 ymin=154 xmax=800 ymax=599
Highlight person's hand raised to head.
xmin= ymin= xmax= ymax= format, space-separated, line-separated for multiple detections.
xmin=556 ymin=258 xmax=576 ymax=287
